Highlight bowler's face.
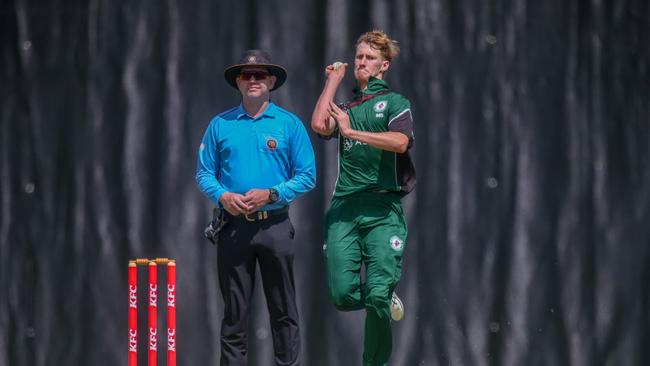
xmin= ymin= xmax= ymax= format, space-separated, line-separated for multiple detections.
xmin=236 ymin=67 xmax=276 ymax=98
xmin=354 ymin=42 xmax=390 ymax=82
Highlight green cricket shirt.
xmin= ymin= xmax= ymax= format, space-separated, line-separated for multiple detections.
xmin=334 ymin=77 xmax=416 ymax=197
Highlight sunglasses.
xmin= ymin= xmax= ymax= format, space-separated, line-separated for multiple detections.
xmin=239 ymin=70 xmax=270 ymax=81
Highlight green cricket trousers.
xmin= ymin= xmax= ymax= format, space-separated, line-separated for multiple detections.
xmin=324 ymin=191 xmax=407 ymax=366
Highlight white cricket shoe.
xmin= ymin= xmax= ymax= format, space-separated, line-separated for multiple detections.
xmin=390 ymin=292 xmax=404 ymax=321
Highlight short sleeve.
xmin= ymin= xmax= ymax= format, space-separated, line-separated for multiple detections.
xmin=387 ymin=95 xmax=414 ymax=148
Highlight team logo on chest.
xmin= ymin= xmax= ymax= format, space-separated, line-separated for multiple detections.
xmin=389 ymin=235 xmax=404 ymax=251
xmin=374 ymin=100 xmax=388 ymax=112
xmin=374 ymin=100 xmax=388 ymax=118
xmin=266 ymin=138 xmax=278 ymax=150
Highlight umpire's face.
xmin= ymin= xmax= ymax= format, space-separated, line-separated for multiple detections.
xmin=236 ymin=66 xmax=277 ymax=100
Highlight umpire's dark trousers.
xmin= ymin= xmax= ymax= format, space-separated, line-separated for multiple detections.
xmin=217 ymin=211 xmax=300 ymax=366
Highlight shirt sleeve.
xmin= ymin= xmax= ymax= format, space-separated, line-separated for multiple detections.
xmin=273 ymin=118 xmax=317 ymax=204
xmin=195 ymin=118 xmax=228 ymax=206
xmin=387 ymin=95 xmax=414 ymax=149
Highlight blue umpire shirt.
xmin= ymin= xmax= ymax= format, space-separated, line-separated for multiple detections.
xmin=196 ymin=102 xmax=316 ymax=210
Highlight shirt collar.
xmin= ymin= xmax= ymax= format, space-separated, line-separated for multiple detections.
xmin=353 ymin=77 xmax=389 ymax=99
xmin=236 ymin=101 xmax=277 ymax=120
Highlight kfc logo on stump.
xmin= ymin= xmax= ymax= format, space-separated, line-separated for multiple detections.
xmin=149 ymin=328 xmax=157 ymax=351
xmin=129 ymin=285 xmax=137 ymax=308
xmin=149 ymin=284 xmax=157 ymax=307
xmin=168 ymin=328 xmax=176 ymax=352
xmin=167 ymin=284 xmax=176 ymax=307
xmin=129 ymin=329 xmax=137 ymax=352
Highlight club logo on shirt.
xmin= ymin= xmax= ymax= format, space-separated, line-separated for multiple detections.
xmin=266 ymin=138 xmax=278 ymax=150
xmin=389 ymin=235 xmax=404 ymax=251
xmin=374 ymin=100 xmax=388 ymax=112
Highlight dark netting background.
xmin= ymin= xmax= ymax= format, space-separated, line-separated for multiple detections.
xmin=1 ymin=0 xmax=649 ymax=365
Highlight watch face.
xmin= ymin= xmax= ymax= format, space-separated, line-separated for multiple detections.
xmin=270 ymin=189 xmax=278 ymax=202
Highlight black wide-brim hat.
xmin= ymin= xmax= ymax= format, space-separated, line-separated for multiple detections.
xmin=224 ymin=49 xmax=287 ymax=91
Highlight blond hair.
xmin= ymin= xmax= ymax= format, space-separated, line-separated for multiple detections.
xmin=356 ymin=30 xmax=400 ymax=61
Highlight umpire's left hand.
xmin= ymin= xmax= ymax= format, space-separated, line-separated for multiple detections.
xmin=243 ymin=189 xmax=271 ymax=214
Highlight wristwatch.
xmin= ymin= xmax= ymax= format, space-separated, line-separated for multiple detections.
xmin=268 ymin=188 xmax=279 ymax=203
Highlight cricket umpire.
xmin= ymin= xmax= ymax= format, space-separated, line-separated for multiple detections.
xmin=196 ymin=49 xmax=316 ymax=366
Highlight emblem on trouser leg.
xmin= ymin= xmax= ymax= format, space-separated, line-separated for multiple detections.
xmin=389 ymin=236 xmax=403 ymax=251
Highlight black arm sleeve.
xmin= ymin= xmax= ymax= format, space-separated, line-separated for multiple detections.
xmin=387 ymin=109 xmax=414 ymax=148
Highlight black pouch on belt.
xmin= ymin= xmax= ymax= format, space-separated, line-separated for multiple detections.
xmin=204 ymin=207 xmax=227 ymax=245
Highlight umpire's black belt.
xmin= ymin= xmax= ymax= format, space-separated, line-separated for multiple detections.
xmin=228 ymin=206 xmax=289 ymax=222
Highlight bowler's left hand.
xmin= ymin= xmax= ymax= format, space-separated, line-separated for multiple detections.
xmin=327 ymin=101 xmax=351 ymax=137
xmin=243 ymin=189 xmax=271 ymax=214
